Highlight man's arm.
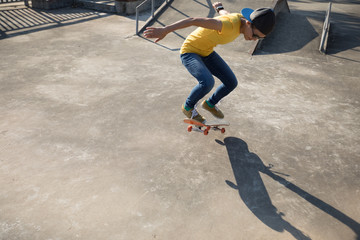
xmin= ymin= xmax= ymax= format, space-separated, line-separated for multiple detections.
xmin=144 ymin=17 xmax=222 ymax=43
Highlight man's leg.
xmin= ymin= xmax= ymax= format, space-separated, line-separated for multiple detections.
xmin=180 ymin=53 xmax=215 ymax=109
xmin=203 ymin=51 xmax=238 ymax=106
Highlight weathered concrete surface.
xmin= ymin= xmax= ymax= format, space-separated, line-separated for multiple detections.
xmin=0 ymin=1 xmax=359 ymax=240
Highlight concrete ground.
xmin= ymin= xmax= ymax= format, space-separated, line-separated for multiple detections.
xmin=0 ymin=0 xmax=359 ymax=240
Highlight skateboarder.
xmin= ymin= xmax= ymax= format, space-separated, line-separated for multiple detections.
xmin=144 ymin=2 xmax=275 ymax=123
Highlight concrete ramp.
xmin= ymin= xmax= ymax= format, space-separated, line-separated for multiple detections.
xmin=257 ymin=0 xmax=360 ymax=61
xmin=256 ymin=10 xmax=320 ymax=57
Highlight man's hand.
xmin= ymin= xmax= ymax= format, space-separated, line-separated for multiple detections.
xmin=144 ymin=27 xmax=168 ymax=43
xmin=212 ymin=2 xmax=230 ymax=15
xmin=212 ymin=2 xmax=223 ymax=10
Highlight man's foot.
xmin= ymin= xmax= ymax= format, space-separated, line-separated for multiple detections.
xmin=201 ymin=100 xmax=224 ymax=119
xmin=182 ymin=104 xmax=206 ymax=123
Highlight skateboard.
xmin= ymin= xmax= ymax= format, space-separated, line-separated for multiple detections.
xmin=184 ymin=118 xmax=230 ymax=135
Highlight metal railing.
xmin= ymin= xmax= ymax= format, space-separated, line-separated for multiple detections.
xmin=319 ymin=2 xmax=332 ymax=54
xmin=135 ymin=0 xmax=171 ymax=35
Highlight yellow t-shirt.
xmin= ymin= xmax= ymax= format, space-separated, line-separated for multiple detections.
xmin=180 ymin=13 xmax=242 ymax=57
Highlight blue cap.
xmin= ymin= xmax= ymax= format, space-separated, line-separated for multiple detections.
xmin=241 ymin=8 xmax=254 ymax=23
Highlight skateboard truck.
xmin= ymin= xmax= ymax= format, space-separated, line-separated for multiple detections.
xmin=187 ymin=125 xmax=225 ymax=135
xmin=184 ymin=119 xmax=229 ymax=136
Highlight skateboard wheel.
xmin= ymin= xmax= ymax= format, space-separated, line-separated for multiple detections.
xmin=187 ymin=126 xmax=192 ymax=132
xmin=221 ymin=128 xmax=225 ymax=134
xmin=204 ymin=129 xmax=209 ymax=135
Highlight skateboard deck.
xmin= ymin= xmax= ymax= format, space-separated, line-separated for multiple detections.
xmin=184 ymin=118 xmax=230 ymax=135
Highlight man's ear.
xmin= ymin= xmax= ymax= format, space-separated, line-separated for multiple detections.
xmin=246 ymin=20 xmax=252 ymax=26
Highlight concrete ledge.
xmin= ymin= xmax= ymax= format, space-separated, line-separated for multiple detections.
xmin=115 ymin=0 xmax=140 ymax=15
xmin=32 ymin=0 xmax=72 ymax=9
xmin=115 ymin=0 xmax=163 ymax=15
xmin=76 ymin=0 xmax=116 ymax=13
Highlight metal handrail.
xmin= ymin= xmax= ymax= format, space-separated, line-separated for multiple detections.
xmin=135 ymin=0 xmax=171 ymax=35
xmin=319 ymin=2 xmax=332 ymax=54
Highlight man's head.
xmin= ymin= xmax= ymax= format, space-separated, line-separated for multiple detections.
xmin=241 ymin=8 xmax=276 ymax=37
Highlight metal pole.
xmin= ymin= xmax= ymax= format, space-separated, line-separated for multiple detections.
xmin=136 ymin=0 xmax=173 ymax=35
xmin=136 ymin=7 xmax=139 ymax=35
xmin=151 ymin=0 xmax=154 ymax=18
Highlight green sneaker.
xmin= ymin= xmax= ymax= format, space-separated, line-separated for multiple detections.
xmin=182 ymin=104 xmax=206 ymax=123
xmin=201 ymin=100 xmax=224 ymax=119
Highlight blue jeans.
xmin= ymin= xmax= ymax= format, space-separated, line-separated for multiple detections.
xmin=180 ymin=51 xmax=238 ymax=109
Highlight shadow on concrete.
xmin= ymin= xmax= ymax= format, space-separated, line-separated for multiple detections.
xmin=255 ymin=12 xmax=318 ymax=55
xmin=0 ymin=6 xmax=109 ymax=39
xmin=326 ymin=11 xmax=360 ymax=61
xmin=193 ymin=0 xmax=216 ymax=18
xmin=220 ymin=137 xmax=360 ymax=240
xmin=137 ymin=33 xmax=180 ymax=51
